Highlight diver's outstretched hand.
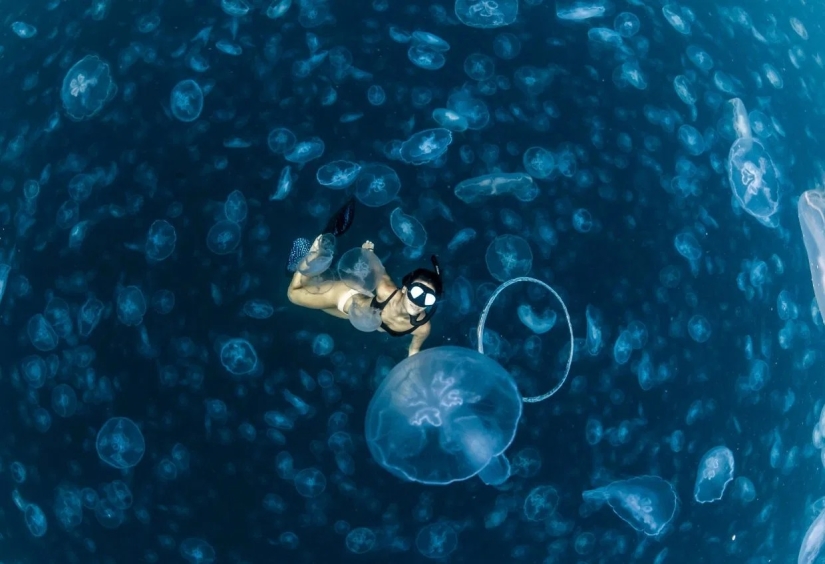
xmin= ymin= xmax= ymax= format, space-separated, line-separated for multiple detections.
xmin=362 ymin=240 xmax=375 ymax=251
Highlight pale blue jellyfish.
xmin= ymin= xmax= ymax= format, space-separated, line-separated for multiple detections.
xmin=582 ymin=475 xmax=678 ymax=536
xmin=220 ymin=338 xmax=258 ymax=375
xmin=170 ymin=79 xmax=204 ymax=122
xmin=284 ymin=138 xmax=325 ymax=163
xmin=390 ymin=207 xmax=427 ymax=248
xmin=693 ymin=446 xmax=735 ymax=503
xmin=299 ymin=235 xmax=335 ymax=276
xmin=294 ymin=468 xmax=326 ymax=498
xmin=455 ymin=0 xmax=517 ymax=29
xmin=799 ymin=188 xmax=825 ymax=322
xmin=399 ymin=128 xmax=452 ymax=165
xmin=355 ymin=163 xmax=401 ymax=207
xmin=365 ymin=346 xmax=522 ymax=485
xmin=346 ymin=528 xmax=376 ymax=554
xmin=224 ymin=190 xmax=248 ymax=223
xmin=416 ymin=522 xmax=458 ymax=559
xmin=180 ymin=538 xmax=216 ymax=564
xmin=337 ymin=247 xmax=386 ymax=294
xmin=523 ymin=485 xmax=560 ymax=521
xmin=116 ymin=286 xmax=146 ymax=326
xmin=61 ymin=55 xmax=117 ymax=121
xmin=27 ymin=314 xmax=58 ymax=351
xmin=145 ymin=219 xmax=176 ymax=261
xmin=96 ymin=417 xmax=146 ymax=469
xmin=485 ymin=234 xmax=532 ymax=282
xmin=206 ymin=220 xmax=241 ymax=254
xmin=316 ymin=160 xmax=361 ymax=189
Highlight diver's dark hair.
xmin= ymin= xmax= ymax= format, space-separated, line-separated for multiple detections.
xmin=402 ymin=255 xmax=443 ymax=297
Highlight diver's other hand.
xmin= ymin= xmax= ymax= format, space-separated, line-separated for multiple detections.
xmin=362 ymin=240 xmax=375 ymax=251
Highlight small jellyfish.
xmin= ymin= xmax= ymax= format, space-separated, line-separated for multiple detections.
xmin=96 ymin=417 xmax=146 ymax=469
xmin=399 ymin=129 xmax=453 ymax=165
xmin=116 ymin=285 xmax=146 ymax=326
xmin=170 ymin=79 xmax=204 ymax=122
xmin=687 ymin=314 xmax=712 ymax=343
xmin=220 ymin=338 xmax=258 ymax=375
xmin=224 ymin=190 xmax=248 ymax=223
xmin=145 ymin=219 xmax=176 ymax=261
xmin=693 ymin=446 xmax=735 ymax=503
xmin=294 ymin=468 xmax=326 ymax=498
xmin=180 ymin=538 xmax=216 ymax=564
xmin=345 ymin=527 xmax=376 ymax=554
xmin=355 ymin=164 xmax=401 ymax=207
xmin=27 ymin=314 xmax=58 ymax=351
xmin=523 ymin=485 xmax=560 ymax=521
xmin=485 ymin=235 xmax=533 ymax=282
xmin=206 ymin=220 xmax=242 ymax=255
xmin=61 ymin=55 xmax=117 ymax=121
xmin=284 ymin=137 xmax=325 ymax=164
xmin=583 ymin=475 xmax=678 ymax=536
xmin=390 ymin=208 xmax=427 ymax=248
xmin=416 ymin=522 xmax=458 ymax=559
xmin=316 ymin=161 xmax=362 ymax=189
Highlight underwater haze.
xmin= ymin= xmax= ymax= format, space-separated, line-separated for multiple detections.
xmin=1 ymin=0 xmax=825 ymax=563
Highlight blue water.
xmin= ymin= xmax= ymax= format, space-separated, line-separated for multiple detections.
xmin=0 ymin=0 xmax=823 ymax=562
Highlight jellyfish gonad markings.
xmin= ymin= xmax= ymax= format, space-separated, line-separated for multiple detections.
xmin=404 ymin=371 xmax=466 ymax=427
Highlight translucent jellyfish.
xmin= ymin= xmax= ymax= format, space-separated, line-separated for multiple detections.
xmin=400 ymin=129 xmax=453 ymax=165
xmin=206 ymin=220 xmax=242 ymax=254
xmin=285 ymin=137 xmax=325 ymax=163
xmin=416 ymin=522 xmax=458 ymax=559
xmin=523 ymin=485 xmax=560 ymax=521
xmin=694 ymin=446 xmax=735 ymax=503
xmin=365 ymin=346 xmax=522 ymax=485
xmin=523 ymin=147 xmax=555 ymax=179
xmin=613 ymin=60 xmax=647 ymax=90
xmin=517 ymin=304 xmax=557 ymax=334
xmin=170 ymin=79 xmax=204 ymax=122
xmin=221 ymin=0 xmax=249 ymax=16
xmin=267 ymin=127 xmax=297 ymax=154
xmin=390 ymin=208 xmax=427 ymax=248
xmin=224 ymin=190 xmax=247 ymax=223
xmin=299 ymin=234 xmax=335 ymax=277
xmin=455 ymin=0 xmax=518 ymax=29
xmin=367 ymin=85 xmax=386 ymax=106
xmin=316 ymin=161 xmax=362 ymax=189
xmin=556 ymin=0 xmax=607 ymax=21
xmin=145 ymin=219 xmax=176 ymax=261
xmin=464 ymin=53 xmax=495 ymax=80
xmin=51 ymin=384 xmax=78 ymax=417
xmin=349 ymin=300 xmax=383 ymax=332
xmin=336 ymin=247 xmax=386 ymax=295
xmin=477 ymin=277 xmax=575 ymax=403
xmin=582 ymin=476 xmax=678 ymax=536
xmin=61 ymin=55 xmax=117 ymax=121
xmin=294 ymin=468 xmax=326 ymax=497
xmin=799 ymin=189 xmax=825 ymax=322
xmin=24 ymin=504 xmax=47 ymax=537
xmin=12 ymin=22 xmax=37 ymax=38
xmin=678 ymin=125 xmax=705 ymax=156
xmin=27 ymin=314 xmax=58 ymax=351
xmin=485 ymin=235 xmax=532 ymax=282
xmin=355 ymin=163 xmax=401 ymax=207
xmin=96 ymin=417 xmax=146 ymax=469
xmin=674 ymin=231 xmax=702 ymax=261
xmin=662 ymin=4 xmax=691 ymax=35
xmin=407 ymin=45 xmax=445 ymax=70
xmin=454 ymin=172 xmax=538 ymax=204
xmin=727 ymin=137 xmax=779 ymax=227
xmin=432 ymin=109 xmax=469 ymax=132
xmin=220 ymin=338 xmax=258 ymax=375
xmin=116 ymin=285 xmax=146 ymax=326
xmin=312 ymin=333 xmax=334 ymax=356
xmin=686 ymin=45 xmax=713 ymax=71
xmin=21 ymin=356 xmax=47 ymax=388
xmin=614 ymin=12 xmax=640 ymax=37
xmin=687 ymin=314 xmax=711 ymax=343
xmin=78 ymin=298 xmax=104 ymax=337
xmin=180 ymin=538 xmax=216 ymax=564
xmin=447 ymin=91 xmax=490 ymax=129
xmin=346 ymin=528 xmax=376 ymax=554
xmin=799 ymin=506 xmax=825 ymax=564
xmin=492 ymin=32 xmax=521 ymax=59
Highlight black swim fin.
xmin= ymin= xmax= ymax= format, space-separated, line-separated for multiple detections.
xmin=324 ymin=197 xmax=356 ymax=237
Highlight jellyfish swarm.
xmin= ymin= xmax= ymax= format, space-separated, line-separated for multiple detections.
xmin=582 ymin=475 xmax=678 ymax=536
xmin=799 ymin=189 xmax=825 ymax=323
xmin=365 ymin=346 xmax=522 ymax=485
xmin=693 ymin=446 xmax=735 ymax=503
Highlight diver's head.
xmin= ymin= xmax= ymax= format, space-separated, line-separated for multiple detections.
xmin=401 ymin=256 xmax=443 ymax=316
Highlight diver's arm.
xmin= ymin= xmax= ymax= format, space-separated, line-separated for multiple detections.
xmin=408 ymin=323 xmax=431 ymax=356
xmin=362 ymin=240 xmax=396 ymax=294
